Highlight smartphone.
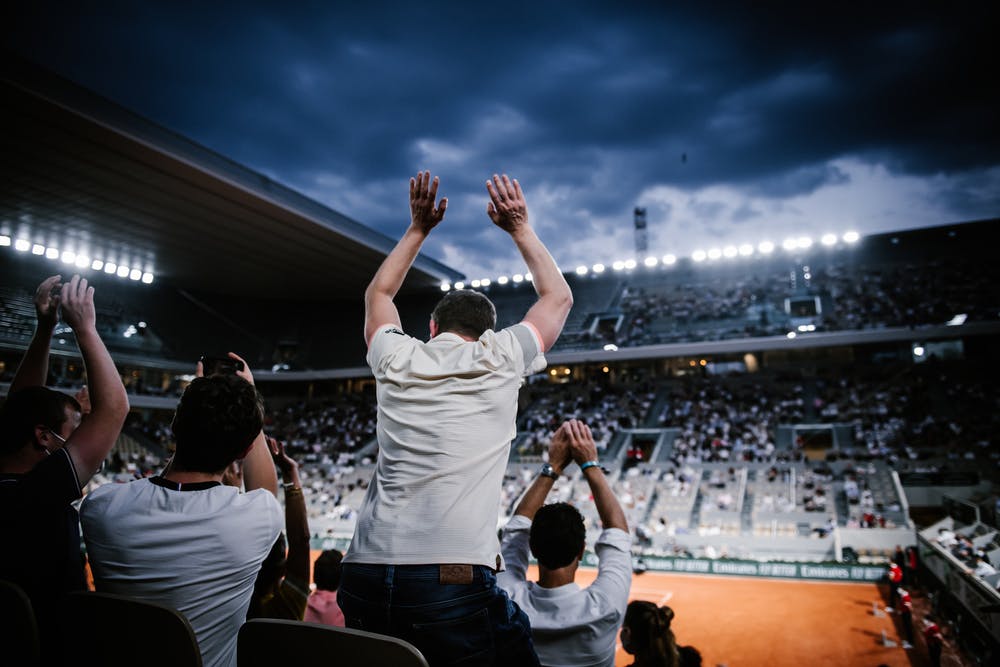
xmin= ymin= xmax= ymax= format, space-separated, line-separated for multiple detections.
xmin=199 ymin=355 xmax=245 ymax=375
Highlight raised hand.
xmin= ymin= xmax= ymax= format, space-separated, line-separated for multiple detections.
xmin=268 ymin=435 xmax=300 ymax=484
xmin=548 ymin=422 xmax=574 ymax=474
xmin=486 ymin=174 xmax=529 ymax=235
xmin=565 ymin=419 xmax=599 ymax=465
xmin=409 ymin=170 xmax=448 ymax=234
xmin=59 ymin=275 xmax=96 ymax=334
xmin=34 ymin=274 xmax=63 ymax=328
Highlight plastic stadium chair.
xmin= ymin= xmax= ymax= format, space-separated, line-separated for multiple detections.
xmin=0 ymin=579 xmax=40 ymax=665
xmin=238 ymin=618 xmax=429 ymax=667
xmin=61 ymin=591 xmax=202 ymax=667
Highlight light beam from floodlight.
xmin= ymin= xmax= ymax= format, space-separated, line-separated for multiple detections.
xmin=141 ymin=273 xmax=154 ymax=284
xmin=92 ymin=260 xmax=104 ymax=271
xmin=75 ymin=256 xmax=90 ymax=268
xmin=0 ymin=235 xmax=10 ymax=246
xmin=129 ymin=269 xmax=142 ymax=281
xmin=471 ymin=280 xmax=481 ymax=288
xmin=455 ymin=281 xmax=466 ymax=289
xmin=512 ymin=274 xmax=523 ymax=283
xmin=440 ymin=282 xmax=451 ymax=291
xmin=31 ymin=244 xmax=45 ymax=255
xmin=612 ymin=261 xmax=625 ymax=271
xmin=497 ymin=275 xmax=509 ymax=285
xmin=61 ymin=251 xmax=76 ymax=264
xmin=624 ymin=259 xmax=637 ymax=270
xmin=821 ymin=233 xmax=837 ymax=246
xmin=104 ymin=262 xmax=117 ymax=274
xmin=662 ymin=254 xmax=676 ymax=265
xmin=15 ymin=239 xmax=30 ymax=252
xmin=644 ymin=256 xmax=657 ymax=267
xmin=481 ymin=278 xmax=491 ymax=287
xmin=45 ymin=247 xmax=59 ymax=259
xmin=592 ymin=264 xmax=605 ymax=273
xmin=843 ymin=231 xmax=860 ymax=243
xmin=576 ymin=265 xmax=588 ymax=275
xmin=117 ymin=265 xmax=130 ymax=278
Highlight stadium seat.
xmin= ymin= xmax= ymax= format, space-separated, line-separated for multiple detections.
xmin=237 ymin=618 xmax=429 ymax=667
xmin=0 ymin=579 xmax=39 ymax=666
xmin=61 ymin=591 xmax=202 ymax=666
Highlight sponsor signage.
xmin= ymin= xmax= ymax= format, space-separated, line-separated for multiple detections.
xmin=580 ymin=553 xmax=885 ymax=582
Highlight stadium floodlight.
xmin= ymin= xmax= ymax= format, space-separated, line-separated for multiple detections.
xmin=575 ymin=265 xmax=589 ymax=275
xmin=758 ymin=241 xmax=775 ymax=254
xmin=91 ymin=259 xmax=104 ymax=271
xmin=603 ymin=344 xmax=618 ymax=352
xmin=129 ymin=268 xmax=142 ymax=281
xmin=104 ymin=262 xmax=117 ymax=274
xmin=141 ymin=272 xmax=154 ymax=284
xmin=782 ymin=238 xmax=797 ymax=251
xmin=623 ymin=259 xmax=637 ymax=270
xmin=723 ymin=246 xmax=738 ymax=258
xmin=643 ymin=256 xmax=658 ymax=267
xmin=592 ymin=263 xmax=605 ymax=273
xmin=61 ymin=250 xmax=76 ymax=264
xmin=525 ymin=273 xmax=533 ymax=282
xmin=480 ymin=278 xmax=491 ymax=287
xmin=786 ymin=331 xmax=797 ymax=339
xmin=0 ymin=235 xmax=10 ymax=246
xmin=45 ymin=247 xmax=60 ymax=259
xmin=117 ymin=265 xmax=130 ymax=278
xmin=662 ymin=254 xmax=676 ymax=265
xmin=471 ymin=279 xmax=481 ymax=288
xmin=692 ymin=249 xmax=707 ymax=262
xmin=946 ymin=313 xmax=967 ymax=326
xmin=797 ymin=236 xmax=813 ymax=249
xmin=843 ymin=230 xmax=860 ymax=243
xmin=707 ymin=248 xmax=722 ymax=260
xmin=738 ymin=244 xmax=753 ymax=257
xmin=821 ymin=233 xmax=837 ymax=246
xmin=31 ymin=244 xmax=45 ymax=255
xmin=75 ymin=255 xmax=90 ymax=269
xmin=440 ymin=282 xmax=451 ymax=291
xmin=512 ymin=274 xmax=523 ymax=283
xmin=611 ymin=261 xmax=625 ymax=271
xmin=14 ymin=239 xmax=31 ymax=252
xmin=497 ymin=275 xmax=509 ymax=285
xmin=913 ymin=345 xmax=925 ymax=357
xmin=454 ymin=281 xmax=466 ymax=289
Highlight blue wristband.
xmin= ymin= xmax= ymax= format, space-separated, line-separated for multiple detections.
xmin=580 ymin=460 xmax=600 ymax=472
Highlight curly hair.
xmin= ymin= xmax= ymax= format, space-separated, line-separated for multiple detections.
xmin=431 ymin=289 xmax=496 ymax=339
xmin=529 ymin=502 xmax=586 ymax=570
xmin=0 ymin=387 xmax=81 ymax=457
xmin=170 ymin=374 xmax=264 ymax=473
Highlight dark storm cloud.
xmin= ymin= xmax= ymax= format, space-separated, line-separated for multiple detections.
xmin=5 ymin=1 xmax=999 ymax=274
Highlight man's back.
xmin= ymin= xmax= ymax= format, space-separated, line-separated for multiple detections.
xmin=81 ymin=478 xmax=282 ymax=667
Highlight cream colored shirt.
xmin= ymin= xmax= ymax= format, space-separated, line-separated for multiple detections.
xmin=345 ymin=323 xmax=545 ymax=568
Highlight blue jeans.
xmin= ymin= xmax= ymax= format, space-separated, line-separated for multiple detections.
xmin=338 ymin=563 xmax=540 ymax=667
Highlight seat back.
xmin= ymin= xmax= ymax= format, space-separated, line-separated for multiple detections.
xmin=238 ymin=618 xmax=429 ymax=667
xmin=62 ymin=591 xmax=202 ymax=667
xmin=0 ymin=579 xmax=40 ymax=665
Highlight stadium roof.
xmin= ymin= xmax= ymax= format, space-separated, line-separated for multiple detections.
xmin=0 ymin=54 xmax=464 ymax=299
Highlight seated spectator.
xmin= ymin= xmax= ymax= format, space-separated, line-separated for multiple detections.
xmin=248 ymin=437 xmax=311 ymax=620
xmin=0 ymin=275 xmax=129 ymax=659
xmin=305 ymin=549 xmax=346 ymax=627
xmin=498 ymin=420 xmax=632 ymax=667
xmin=620 ymin=600 xmax=679 ymax=667
xmin=81 ymin=354 xmax=282 ymax=667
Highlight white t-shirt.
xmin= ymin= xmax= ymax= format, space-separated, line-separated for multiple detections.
xmin=498 ymin=515 xmax=633 ymax=667
xmin=345 ymin=323 xmax=545 ymax=568
xmin=80 ymin=478 xmax=283 ymax=667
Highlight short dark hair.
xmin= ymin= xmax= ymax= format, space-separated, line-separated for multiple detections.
xmin=0 ymin=387 xmax=81 ymax=457
xmin=170 ymin=375 xmax=264 ymax=473
xmin=313 ymin=549 xmax=344 ymax=591
xmin=529 ymin=502 xmax=586 ymax=570
xmin=431 ymin=290 xmax=496 ymax=339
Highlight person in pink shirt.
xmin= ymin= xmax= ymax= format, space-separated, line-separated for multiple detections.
xmin=305 ymin=550 xmax=345 ymax=627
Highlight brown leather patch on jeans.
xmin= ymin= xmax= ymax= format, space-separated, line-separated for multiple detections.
xmin=439 ymin=564 xmax=474 ymax=584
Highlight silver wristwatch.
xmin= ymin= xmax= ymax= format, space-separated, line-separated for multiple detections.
xmin=539 ymin=463 xmax=560 ymax=480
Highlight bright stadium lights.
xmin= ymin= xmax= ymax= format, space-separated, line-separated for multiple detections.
xmin=31 ymin=244 xmax=45 ymax=255
xmin=821 ymin=233 xmax=837 ymax=246
xmin=662 ymin=254 xmax=676 ymax=265
xmin=843 ymin=230 xmax=860 ymax=243
xmin=797 ymin=324 xmax=816 ymax=332
xmin=603 ymin=344 xmax=618 ymax=352
xmin=104 ymin=262 xmax=117 ymax=274
xmin=723 ymin=246 xmax=738 ymax=258
xmin=575 ymin=265 xmax=589 ymax=276
xmin=707 ymin=248 xmax=722 ymax=260
xmin=45 ymin=247 xmax=59 ymax=259
xmin=471 ymin=279 xmax=481 ymax=288
xmin=75 ymin=255 xmax=90 ymax=269
xmin=738 ymin=244 xmax=754 ymax=257
xmin=440 ymin=282 xmax=451 ymax=291
xmin=117 ymin=265 xmax=130 ymax=278
xmin=611 ymin=261 xmax=625 ymax=271
xmin=797 ymin=236 xmax=813 ymax=249
xmin=141 ymin=272 xmax=154 ymax=284
xmin=525 ymin=273 xmax=533 ymax=282
xmin=786 ymin=331 xmax=797 ymax=339
xmin=643 ymin=256 xmax=658 ymax=268
xmin=61 ymin=250 xmax=76 ymax=264
xmin=592 ymin=264 xmax=605 ymax=273
xmin=782 ymin=238 xmax=798 ymax=251
xmin=480 ymin=278 xmax=491 ymax=287
xmin=0 ymin=235 xmax=10 ymax=246
xmin=15 ymin=239 xmax=31 ymax=252
xmin=758 ymin=241 xmax=775 ymax=254
xmin=623 ymin=259 xmax=637 ymax=270
xmin=947 ymin=313 xmax=967 ymax=326
xmin=692 ymin=250 xmax=707 ymax=262
xmin=129 ymin=268 xmax=142 ymax=281
xmin=913 ymin=345 xmax=925 ymax=357
xmin=512 ymin=274 xmax=524 ymax=283
xmin=497 ymin=275 xmax=509 ymax=285
xmin=91 ymin=259 xmax=104 ymax=271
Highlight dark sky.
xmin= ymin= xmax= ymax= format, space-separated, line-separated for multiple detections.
xmin=6 ymin=1 xmax=999 ymax=278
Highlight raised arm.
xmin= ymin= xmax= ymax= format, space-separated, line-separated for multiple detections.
xmin=223 ymin=352 xmax=279 ymax=496
xmin=513 ymin=422 xmax=573 ymax=520
xmin=487 ymin=174 xmax=572 ymax=351
xmin=9 ymin=275 xmax=62 ymax=393
xmin=567 ymin=419 xmax=628 ymax=532
xmin=59 ymin=275 xmax=130 ymax=486
xmin=364 ymin=171 xmax=448 ymax=345
xmin=269 ymin=436 xmax=310 ymax=587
